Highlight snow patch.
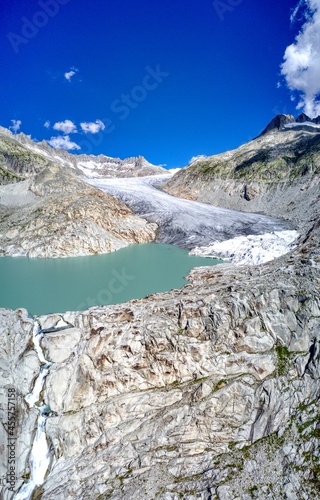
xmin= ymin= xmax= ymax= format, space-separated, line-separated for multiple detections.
xmin=189 ymin=230 xmax=299 ymax=265
xmin=283 ymin=121 xmax=320 ymax=130
xmin=77 ymin=161 xmax=104 ymax=177
xmin=168 ymin=168 xmax=182 ymax=174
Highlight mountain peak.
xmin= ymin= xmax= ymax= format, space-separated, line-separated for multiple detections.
xmin=296 ymin=112 xmax=312 ymax=123
xmin=259 ymin=114 xmax=295 ymax=136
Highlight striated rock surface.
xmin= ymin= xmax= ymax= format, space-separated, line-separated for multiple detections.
xmin=0 ymin=308 xmax=39 ymax=498
xmin=1 ymin=215 xmax=319 ymax=498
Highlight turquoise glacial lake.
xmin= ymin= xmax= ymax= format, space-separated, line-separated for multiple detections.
xmin=0 ymin=243 xmax=221 ymax=316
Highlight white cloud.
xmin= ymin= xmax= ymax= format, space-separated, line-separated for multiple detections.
xmin=9 ymin=119 xmax=22 ymax=133
xmin=65 ymin=70 xmax=75 ymax=81
xmin=53 ymin=119 xmax=77 ymax=134
xmin=80 ymin=119 xmax=106 ymax=134
xmin=281 ymin=0 xmax=320 ymax=117
xmin=44 ymin=120 xmax=50 ymax=128
xmin=290 ymin=0 xmax=305 ymax=24
xmin=64 ymin=67 xmax=78 ymax=82
xmin=189 ymin=155 xmax=207 ymax=164
xmin=47 ymin=135 xmax=80 ymax=151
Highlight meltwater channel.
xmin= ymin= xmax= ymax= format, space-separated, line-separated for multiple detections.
xmin=0 ymin=243 xmax=221 ymax=315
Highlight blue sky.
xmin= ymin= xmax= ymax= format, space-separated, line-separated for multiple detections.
xmin=0 ymin=0 xmax=317 ymax=168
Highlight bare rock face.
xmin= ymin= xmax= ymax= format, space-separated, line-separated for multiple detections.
xmin=2 ymin=225 xmax=319 ymax=499
xmin=0 ymin=309 xmax=39 ymax=494
xmin=0 ymin=131 xmax=51 ymax=185
xmin=0 ymin=165 xmax=157 ymax=257
xmin=259 ymin=113 xmax=320 ymax=135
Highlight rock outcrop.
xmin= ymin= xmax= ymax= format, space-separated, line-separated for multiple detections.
xmin=0 ymin=130 xmax=51 ymax=185
xmin=0 ymin=165 xmax=157 ymax=257
xmin=259 ymin=113 xmax=320 ymax=135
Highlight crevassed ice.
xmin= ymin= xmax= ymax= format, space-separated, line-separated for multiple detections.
xmin=189 ymin=230 xmax=299 ymax=265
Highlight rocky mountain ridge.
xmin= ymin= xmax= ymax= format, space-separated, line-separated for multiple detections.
xmin=164 ymin=115 xmax=320 ymax=231
xmin=0 ymin=126 xmax=166 ymax=186
xmin=259 ymin=113 xmax=320 ymax=135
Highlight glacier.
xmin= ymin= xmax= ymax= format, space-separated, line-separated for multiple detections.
xmin=83 ymin=173 xmax=292 ymax=249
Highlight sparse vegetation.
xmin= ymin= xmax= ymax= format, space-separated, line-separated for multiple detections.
xmin=275 ymin=345 xmax=291 ymax=376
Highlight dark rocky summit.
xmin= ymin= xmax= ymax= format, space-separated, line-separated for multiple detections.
xmin=259 ymin=113 xmax=295 ymax=135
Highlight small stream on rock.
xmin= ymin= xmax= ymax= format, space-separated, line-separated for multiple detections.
xmin=14 ymin=323 xmax=52 ymax=500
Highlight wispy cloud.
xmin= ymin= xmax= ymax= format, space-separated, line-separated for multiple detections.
xmin=44 ymin=120 xmax=50 ymax=129
xmin=53 ymin=119 xmax=77 ymax=134
xmin=80 ymin=119 xmax=105 ymax=134
xmin=281 ymin=0 xmax=320 ymax=117
xmin=64 ymin=67 xmax=78 ymax=82
xmin=9 ymin=119 xmax=22 ymax=133
xmin=47 ymin=135 xmax=80 ymax=151
xmin=290 ymin=0 xmax=306 ymax=24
